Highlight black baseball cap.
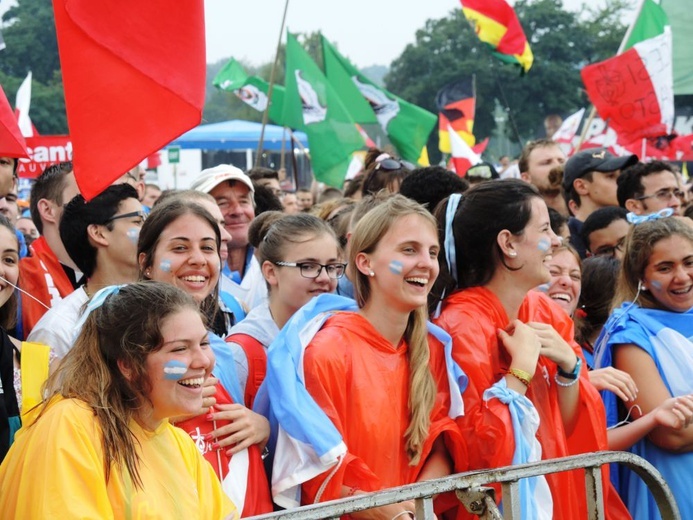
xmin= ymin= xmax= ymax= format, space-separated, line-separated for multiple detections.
xmin=563 ymin=148 xmax=638 ymax=191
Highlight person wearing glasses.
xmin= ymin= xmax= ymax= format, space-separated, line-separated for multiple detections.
xmin=617 ymin=161 xmax=685 ymax=217
xmin=581 ymin=207 xmax=631 ymax=260
xmin=27 ymin=184 xmax=144 ymax=358
xmin=138 ymin=198 xmax=273 ymax=517
xmin=226 ymin=211 xmax=343 ymax=408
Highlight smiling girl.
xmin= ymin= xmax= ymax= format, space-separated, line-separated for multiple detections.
xmin=0 ymin=282 xmax=236 ymax=519
xmin=594 ymin=217 xmax=693 ymax=519
xmin=138 ymin=200 xmax=272 ymax=516
xmin=226 ymin=212 xmax=342 ymax=407
xmin=260 ymin=195 xmax=466 ymax=518
xmin=432 ymin=180 xmax=629 ymax=519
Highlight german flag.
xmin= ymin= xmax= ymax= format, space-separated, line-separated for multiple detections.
xmin=460 ymin=0 xmax=533 ymax=74
xmin=436 ymin=78 xmax=475 ymax=153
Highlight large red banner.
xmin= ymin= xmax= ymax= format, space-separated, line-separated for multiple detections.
xmin=16 ymin=135 xmax=72 ymax=179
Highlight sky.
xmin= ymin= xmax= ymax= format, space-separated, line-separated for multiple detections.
xmin=204 ymin=0 xmax=631 ymax=69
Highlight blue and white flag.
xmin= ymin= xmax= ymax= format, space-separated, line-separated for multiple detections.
xmin=254 ymin=293 xmax=467 ymax=508
xmin=484 ymin=379 xmax=552 ymax=520
xmin=594 ymin=302 xmax=693 ymax=427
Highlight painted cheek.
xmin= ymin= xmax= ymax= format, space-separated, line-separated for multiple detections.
xmin=159 ymin=259 xmax=172 ymax=272
xmin=163 ymin=360 xmax=187 ymax=380
xmin=650 ymin=280 xmax=663 ymax=290
xmin=537 ymin=238 xmax=551 ymax=252
xmin=389 ymin=260 xmax=404 ymax=275
xmin=127 ymin=228 xmax=140 ymax=243
xmin=536 ymin=283 xmax=550 ymax=293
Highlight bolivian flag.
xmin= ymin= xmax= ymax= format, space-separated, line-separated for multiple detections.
xmin=460 ymin=0 xmax=533 ymax=74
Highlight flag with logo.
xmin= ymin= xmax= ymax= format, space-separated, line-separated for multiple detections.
xmin=0 ymin=86 xmax=29 ymax=158
xmin=321 ymin=35 xmax=436 ymax=164
xmin=436 ymin=78 xmax=476 ymax=154
xmin=459 ymin=0 xmax=534 ymax=74
xmin=283 ymin=32 xmax=364 ymax=187
xmin=53 ymin=0 xmax=206 ymax=200
xmin=581 ymin=0 xmax=673 ymax=143
xmin=213 ymin=58 xmax=286 ymax=124
xmin=552 ymin=108 xmax=585 ymax=154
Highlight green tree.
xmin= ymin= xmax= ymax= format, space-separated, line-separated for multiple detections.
xmin=1 ymin=0 xmax=66 ymax=133
xmin=385 ymin=0 xmax=630 ymax=161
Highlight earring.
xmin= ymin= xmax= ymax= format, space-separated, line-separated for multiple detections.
xmin=508 ymin=251 xmax=517 ymax=258
xmin=368 ymin=269 xmax=375 ymax=277
xmin=145 ymin=269 xmax=151 ymax=278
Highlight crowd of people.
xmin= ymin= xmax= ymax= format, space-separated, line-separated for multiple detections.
xmin=0 ymin=143 xmax=693 ymax=519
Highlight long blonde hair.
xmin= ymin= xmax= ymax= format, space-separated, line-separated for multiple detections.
xmin=348 ymin=195 xmax=437 ymax=465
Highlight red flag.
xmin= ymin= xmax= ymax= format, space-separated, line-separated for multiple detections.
xmin=52 ymin=0 xmax=206 ymax=200
xmin=0 ymin=86 xmax=29 ymax=158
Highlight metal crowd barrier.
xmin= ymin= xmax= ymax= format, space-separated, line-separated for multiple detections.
xmin=246 ymin=451 xmax=679 ymax=520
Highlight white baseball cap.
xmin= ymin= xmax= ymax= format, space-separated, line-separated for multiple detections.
xmin=191 ymin=164 xmax=254 ymax=194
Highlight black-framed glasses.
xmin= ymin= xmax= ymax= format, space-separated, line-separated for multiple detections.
xmin=274 ymin=261 xmax=347 ymax=279
xmin=105 ymin=210 xmax=147 ymax=224
xmin=592 ymin=236 xmax=626 ymax=258
xmin=635 ymin=188 xmax=685 ymax=202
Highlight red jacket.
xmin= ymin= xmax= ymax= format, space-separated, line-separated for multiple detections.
xmin=435 ymin=287 xmax=630 ymax=520
xmin=19 ymin=237 xmax=75 ymax=339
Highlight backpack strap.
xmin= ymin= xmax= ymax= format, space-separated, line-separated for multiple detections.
xmin=226 ymin=333 xmax=266 ymax=409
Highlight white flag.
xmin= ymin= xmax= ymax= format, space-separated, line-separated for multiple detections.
xmin=15 ymin=71 xmax=34 ymax=138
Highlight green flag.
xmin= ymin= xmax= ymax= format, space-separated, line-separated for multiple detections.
xmin=283 ymin=32 xmax=364 ymax=187
xmin=213 ymin=59 xmax=286 ymax=124
xmin=321 ymin=36 xmax=436 ymax=164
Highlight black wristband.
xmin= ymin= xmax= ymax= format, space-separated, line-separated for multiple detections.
xmin=557 ymin=356 xmax=581 ymax=380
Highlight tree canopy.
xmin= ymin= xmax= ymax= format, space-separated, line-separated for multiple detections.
xmin=385 ymin=0 xmax=630 ymax=158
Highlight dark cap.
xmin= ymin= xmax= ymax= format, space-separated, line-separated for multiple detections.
xmin=563 ymin=148 xmax=638 ymax=190
xmin=466 ymin=162 xmax=499 ymax=182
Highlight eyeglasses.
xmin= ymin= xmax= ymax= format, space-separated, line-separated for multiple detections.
xmin=105 ymin=210 xmax=147 ymax=224
xmin=274 ymin=261 xmax=347 ymax=279
xmin=592 ymin=236 xmax=626 ymax=258
xmin=635 ymin=188 xmax=685 ymax=202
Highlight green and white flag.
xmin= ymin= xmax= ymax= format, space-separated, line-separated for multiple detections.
xmin=283 ymin=32 xmax=364 ymax=187
xmin=321 ymin=35 xmax=435 ymax=164
xmin=213 ymin=58 xmax=285 ymax=124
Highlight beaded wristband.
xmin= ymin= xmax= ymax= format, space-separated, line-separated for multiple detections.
xmin=554 ymin=371 xmax=579 ymax=387
xmin=507 ymin=367 xmax=532 ymax=387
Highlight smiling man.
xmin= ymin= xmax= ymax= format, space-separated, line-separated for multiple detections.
xmin=617 ymin=161 xmax=685 ymax=217
xmin=191 ymin=164 xmax=267 ymax=309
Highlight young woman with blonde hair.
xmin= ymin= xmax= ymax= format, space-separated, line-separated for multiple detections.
xmin=259 ymin=195 xmax=466 ymax=518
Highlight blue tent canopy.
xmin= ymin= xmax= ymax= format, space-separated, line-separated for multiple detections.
xmin=169 ymin=120 xmax=308 ymax=151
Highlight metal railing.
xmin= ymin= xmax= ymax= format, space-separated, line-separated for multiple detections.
xmin=246 ymin=451 xmax=679 ymax=520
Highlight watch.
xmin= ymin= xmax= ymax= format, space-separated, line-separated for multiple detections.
xmin=557 ymin=356 xmax=581 ymax=380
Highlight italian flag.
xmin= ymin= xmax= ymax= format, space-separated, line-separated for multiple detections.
xmin=581 ymin=0 xmax=673 ymax=142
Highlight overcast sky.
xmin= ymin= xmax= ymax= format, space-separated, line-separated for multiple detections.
xmin=204 ymin=0 xmax=635 ymax=68
xmin=0 ymin=0 xmax=635 ymax=69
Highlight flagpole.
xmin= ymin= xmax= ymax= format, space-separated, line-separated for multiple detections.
xmin=576 ymin=0 xmax=648 ymax=149
xmin=255 ymin=0 xmax=290 ymax=168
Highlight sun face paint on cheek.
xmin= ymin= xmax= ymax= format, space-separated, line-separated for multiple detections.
xmin=389 ymin=260 xmax=404 ymax=275
xmin=159 ymin=259 xmax=172 ymax=272
xmin=127 ymin=228 xmax=140 ymax=243
xmin=537 ymin=238 xmax=551 ymax=252
xmin=163 ymin=360 xmax=187 ymax=380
